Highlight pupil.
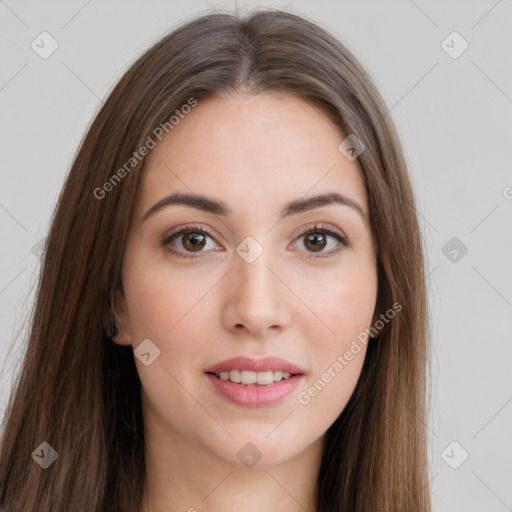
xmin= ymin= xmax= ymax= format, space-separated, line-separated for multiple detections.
xmin=184 ymin=233 xmax=205 ymax=250
xmin=307 ymin=233 xmax=325 ymax=252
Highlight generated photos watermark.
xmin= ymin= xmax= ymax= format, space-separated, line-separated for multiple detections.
xmin=93 ymin=97 xmax=197 ymax=200
xmin=297 ymin=301 xmax=402 ymax=405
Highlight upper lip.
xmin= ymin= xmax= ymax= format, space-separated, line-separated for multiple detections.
xmin=205 ymin=356 xmax=305 ymax=375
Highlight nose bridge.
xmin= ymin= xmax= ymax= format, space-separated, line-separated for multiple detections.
xmin=225 ymin=237 xmax=291 ymax=334
xmin=236 ymin=245 xmax=273 ymax=293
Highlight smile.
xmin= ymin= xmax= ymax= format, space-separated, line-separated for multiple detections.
xmin=210 ymin=369 xmax=294 ymax=386
xmin=205 ymin=372 xmax=303 ymax=407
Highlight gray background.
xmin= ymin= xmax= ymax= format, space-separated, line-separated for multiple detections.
xmin=1 ymin=1 xmax=511 ymax=510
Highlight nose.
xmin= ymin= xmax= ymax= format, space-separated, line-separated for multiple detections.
xmin=221 ymin=248 xmax=292 ymax=337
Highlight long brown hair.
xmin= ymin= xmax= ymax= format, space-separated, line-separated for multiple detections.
xmin=0 ymin=9 xmax=432 ymax=511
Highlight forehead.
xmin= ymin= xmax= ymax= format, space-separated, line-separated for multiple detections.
xmin=136 ymin=92 xmax=368 ymax=218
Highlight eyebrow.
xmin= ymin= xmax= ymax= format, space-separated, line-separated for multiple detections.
xmin=141 ymin=191 xmax=366 ymax=222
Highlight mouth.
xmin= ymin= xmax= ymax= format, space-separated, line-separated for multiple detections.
xmin=203 ymin=356 xmax=306 ymax=406
xmin=205 ymin=369 xmax=300 ymax=387
xmin=204 ymin=371 xmax=304 ymax=407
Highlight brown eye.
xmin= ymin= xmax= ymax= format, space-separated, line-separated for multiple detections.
xmin=161 ymin=224 xmax=218 ymax=259
xmin=303 ymin=232 xmax=327 ymax=252
xmin=180 ymin=232 xmax=207 ymax=252
xmin=293 ymin=224 xmax=349 ymax=259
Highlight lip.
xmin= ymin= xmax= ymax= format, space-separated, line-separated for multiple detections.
xmin=205 ymin=373 xmax=304 ymax=407
xmin=204 ymin=356 xmax=306 ymax=375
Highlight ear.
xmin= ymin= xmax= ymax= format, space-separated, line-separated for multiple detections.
xmin=369 ymin=306 xmax=381 ymax=340
xmin=110 ymin=286 xmax=132 ymax=346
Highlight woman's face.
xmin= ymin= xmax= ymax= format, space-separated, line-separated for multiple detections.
xmin=114 ymin=92 xmax=378 ymax=469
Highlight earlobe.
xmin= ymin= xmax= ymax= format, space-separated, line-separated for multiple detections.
xmin=370 ymin=311 xmax=380 ymax=331
xmin=369 ymin=309 xmax=381 ymax=340
xmin=109 ymin=287 xmax=132 ymax=346
xmin=109 ymin=320 xmax=132 ymax=347
xmin=110 ymin=327 xmax=131 ymax=346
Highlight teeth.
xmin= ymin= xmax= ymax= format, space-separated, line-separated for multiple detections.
xmin=229 ymin=370 xmax=241 ymax=383
xmin=217 ymin=370 xmax=292 ymax=385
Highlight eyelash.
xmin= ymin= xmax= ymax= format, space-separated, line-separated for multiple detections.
xmin=161 ymin=223 xmax=349 ymax=260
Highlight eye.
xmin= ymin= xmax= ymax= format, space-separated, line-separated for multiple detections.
xmin=292 ymin=223 xmax=349 ymax=259
xmin=161 ymin=224 xmax=219 ymax=259
xmin=161 ymin=223 xmax=349 ymax=259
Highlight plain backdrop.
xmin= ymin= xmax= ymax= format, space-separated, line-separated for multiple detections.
xmin=1 ymin=1 xmax=511 ymax=510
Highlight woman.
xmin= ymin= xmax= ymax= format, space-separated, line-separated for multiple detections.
xmin=0 ymin=9 xmax=432 ymax=512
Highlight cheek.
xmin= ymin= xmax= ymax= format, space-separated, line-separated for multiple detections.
xmin=327 ymin=276 xmax=376 ymax=339
xmin=122 ymin=248 xmax=208 ymax=339
xmin=122 ymin=260 xmax=215 ymax=376
xmin=307 ymin=280 xmax=374 ymax=380
xmin=295 ymin=258 xmax=376 ymax=415
xmin=296 ymin=282 xmax=373 ymax=427
xmin=302 ymin=255 xmax=377 ymax=347
xmin=122 ymin=270 xmax=210 ymax=410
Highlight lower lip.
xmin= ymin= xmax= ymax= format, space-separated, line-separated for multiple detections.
xmin=205 ymin=373 xmax=303 ymax=407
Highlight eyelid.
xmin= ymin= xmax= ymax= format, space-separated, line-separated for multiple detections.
xmin=162 ymin=223 xmax=219 ymax=243
xmin=291 ymin=223 xmax=350 ymax=259
xmin=161 ymin=223 xmax=221 ymax=258
xmin=294 ymin=223 xmax=348 ymax=244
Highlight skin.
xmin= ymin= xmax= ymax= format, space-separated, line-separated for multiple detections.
xmin=113 ymin=91 xmax=379 ymax=512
